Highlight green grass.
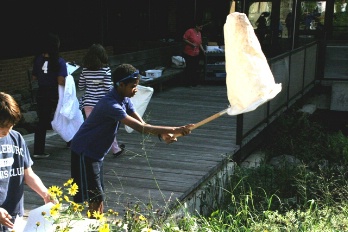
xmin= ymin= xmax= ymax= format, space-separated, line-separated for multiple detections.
xmin=158 ymin=108 xmax=348 ymax=231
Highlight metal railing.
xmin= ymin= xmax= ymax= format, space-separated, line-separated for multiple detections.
xmin=236 ymin=41 xmax=319 ymax=146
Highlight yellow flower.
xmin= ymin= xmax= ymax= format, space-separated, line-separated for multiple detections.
xmin=50 ymin=203 xmax=62 ymax=216
xmin=72 ymin=202 xmax=83 ymax=212
xmin=64 ymin=195 xmax=71 ymax=202
xmin=139 ymin=215 xmax=146 ymax=221
xmin=98 ymin=223 xmax=110 ymax=232
xmin=141 ymin=229 xmax=152 ymax=232
xmin=64 ymin=178 xmax=74 ymax=186
xmin=87 ymin=210 xmax=91 ymax=218
xmin=93 ymin=211 xmax=104 ymax=220
xmin=68 ymin=183 xmax=79 ymax=196
xmin=48 ymin=185 xmax=63 ymax=197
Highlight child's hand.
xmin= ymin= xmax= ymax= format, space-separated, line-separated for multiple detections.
xmin=0 ymin=207 xmax=14 ymax=229
xmin=179 ymin=124 xmax=195 ymax=136
xmin=175 ymin=124 xmax=195 ymax=137
xmin=43 ymin=192 xmax=58 ymax=204
xmin=161 ymin=133 xmax=178 ymax=144
xmin=159 ymin=124 xmax=195 ymax=143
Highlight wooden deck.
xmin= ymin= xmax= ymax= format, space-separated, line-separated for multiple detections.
xmin=23 ymin=84 xmax=240 ymax=216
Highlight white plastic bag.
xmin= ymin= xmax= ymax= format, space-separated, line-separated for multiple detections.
xmin=125 ymin=85 xmax=154 ymax=133
xmin=51 ymin=75 xmax=84 ymax=142
xmin=171 ymin=56 xmax=186 ymax=68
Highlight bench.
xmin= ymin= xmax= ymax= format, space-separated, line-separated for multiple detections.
xmin=108 ymin=43 xmax=184 ymax=91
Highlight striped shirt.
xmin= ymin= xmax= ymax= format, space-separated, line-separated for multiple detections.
xmin=78 ymin=67 xmax=112 ymax=107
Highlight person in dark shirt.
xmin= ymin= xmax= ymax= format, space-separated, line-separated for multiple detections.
xmin=31 ymin=33 xmax=67 ymax=159
xmin=70 ymin=64 xmax=194 ymax=217
xmin=285 ymin=11 xmax=293 ymax=38
xmin=255 ymin=12 xmax=270 ymax=43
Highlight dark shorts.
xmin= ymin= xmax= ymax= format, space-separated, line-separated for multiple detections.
xmin=71 ymin=151 xmax=104 ymax=203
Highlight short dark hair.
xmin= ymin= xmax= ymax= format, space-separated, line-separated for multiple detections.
xmin=37 ymin=33 xmax=61 ymax=72
xmin=0 ymin=92 xmax=21 ymax=127
xmin=112 ymin=64 xmax=139 ymax=87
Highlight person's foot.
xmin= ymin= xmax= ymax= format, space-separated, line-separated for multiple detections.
xmin=33 ymin=152 xmax=50 ymax=159
xmin=113 ymin=144 xmax=125 ymax=157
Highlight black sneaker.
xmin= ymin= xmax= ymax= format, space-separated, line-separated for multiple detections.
xmin=33 ymin=153 xmax=50 ymax=159
xmin=113 ymin=144 xmax=125 ymax=157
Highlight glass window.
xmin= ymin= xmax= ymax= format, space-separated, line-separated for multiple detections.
xmin=248 ymin=1 xmax=272 ymax=49
xmin=332 ymin=0 xmax=348 ymax=39
xmin=248 ymin=2 xmax=272 ymax=28
xmin=299 ymin=1 xmax=326 ymax=31
xmin=281 ymin=0 xmax=294 ymax=38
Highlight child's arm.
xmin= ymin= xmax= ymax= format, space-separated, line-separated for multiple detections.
xmin=128 ymin=111 xmax=146 ymax=124
xmin=121 ymin=114 xmax=194 ymax=139
xmin=24 ymin=167 xmax=53 ymax=204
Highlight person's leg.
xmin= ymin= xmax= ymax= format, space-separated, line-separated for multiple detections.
xmin=0 ymin=224 xmax=11 ymax=231
xmin=88 ymin=160 xmax=104 ymax=215
xmin=111 ymin=137 xmax=125 ymax=157
xmin=83 ymin=156 xmax=105 ymax=216
xmin=191 ymin=55 xmax=201 ymax=86
xmin=33 ymin=89 xmax=51 ymax=156
xmin=183 ymin=54 xmax=196 ymax=86
xmin=84 ymin=106 xmax=94 ymax=118
xmin=71 ymin=151 xmax=86 ymax=203
xmin=111 ymin=136 xmax=120 ymax=153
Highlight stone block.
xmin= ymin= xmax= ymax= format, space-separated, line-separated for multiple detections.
xmin=331 ymin=81 xmax=348 ymax=111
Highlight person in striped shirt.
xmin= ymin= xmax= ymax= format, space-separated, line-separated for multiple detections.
xmin=79 ymin=44 xmax=124 ymax=156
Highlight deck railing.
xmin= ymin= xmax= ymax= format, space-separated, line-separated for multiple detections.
xmin=236 ymin=41 xmax=319 ymax=147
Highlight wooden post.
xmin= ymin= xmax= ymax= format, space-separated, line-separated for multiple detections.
xmin=230 ymin=0 xmax=236 ymax=13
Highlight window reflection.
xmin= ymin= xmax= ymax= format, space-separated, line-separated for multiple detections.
xmin=299 ymin=1 xmax=326 ymax=32
xmin=332 ymin=0 xmax=348 ymax=39
xmin=248 ymin=2 xmax=272 ymax=28
xmin=248 ymin=2 xmax=272 ymax=46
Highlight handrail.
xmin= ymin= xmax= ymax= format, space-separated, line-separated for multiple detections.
xmin=236 ymin=41 xmax=319 ymax=148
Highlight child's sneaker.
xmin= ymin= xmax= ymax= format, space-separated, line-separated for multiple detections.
xmin=113 ymin=144 xmax=125 ymax=157
xmin=33 ymin=152 xmax=50 ymax=159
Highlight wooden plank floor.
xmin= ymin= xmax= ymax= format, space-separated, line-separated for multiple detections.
xmin=23 ymin=84 xmax=240 ymax=216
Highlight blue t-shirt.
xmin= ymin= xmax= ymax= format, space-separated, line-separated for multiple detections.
xmin=32 ymin=55 xmax=68 ymax=88
xmin=71 ymin=88 xmax=135 ymax=160
xmin=0 ymin=130 xmax=33 ymax=217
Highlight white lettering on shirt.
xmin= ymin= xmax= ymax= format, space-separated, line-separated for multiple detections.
xmin=0 ymin=143 xmax=26 ymax=179
xmin=42 ymin=61 xmax=48 ymax=73
xmin=0 ymin=167 xmax=24 ymax=179
xmin=0 ymin=157 xmax=14 ymax=167
xmin=1 ymin=144 xmax=24 ymax=157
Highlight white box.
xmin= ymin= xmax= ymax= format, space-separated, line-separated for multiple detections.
xmin=145 ymin=70 xmax=162 ymax=78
